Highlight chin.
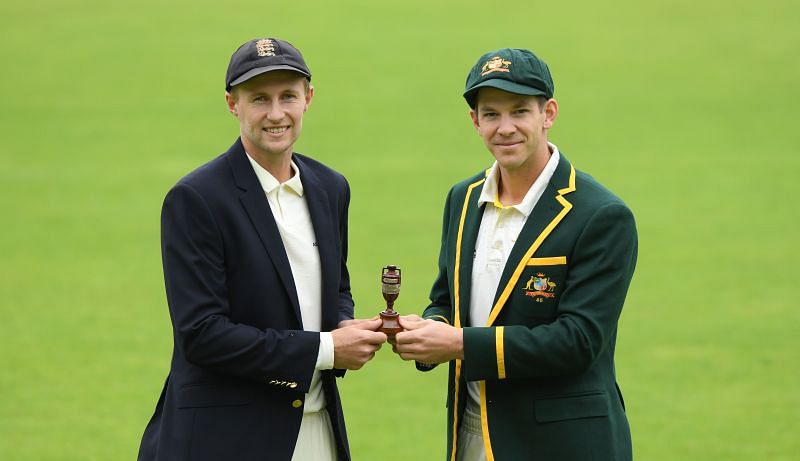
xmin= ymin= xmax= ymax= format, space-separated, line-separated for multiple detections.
xmin=494 ymin=152 xmax=521 ymax=164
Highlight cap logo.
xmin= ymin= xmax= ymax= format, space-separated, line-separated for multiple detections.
xmin=256 ymin=39 xmax=276 ymax=57
xmin=480 ymin=56 xmax=511 ymax=76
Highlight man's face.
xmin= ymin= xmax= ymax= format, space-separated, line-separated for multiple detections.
xmin=226 ymin=71 xmax=312 ymax=160
xmin=470 ymin=88 xmax=556 ymax=173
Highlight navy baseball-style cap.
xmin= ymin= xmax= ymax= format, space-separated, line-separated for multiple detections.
xmin=463 ymin=48 xmax=554 ymax=109
xmin=225 ymin=38 xmax=311 ymax=91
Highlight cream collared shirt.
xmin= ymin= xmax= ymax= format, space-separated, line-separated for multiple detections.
xmin=245 ymin=153 xmax=334 ymax=414
xmin=466 ymin=143 xmax=561 ymax=406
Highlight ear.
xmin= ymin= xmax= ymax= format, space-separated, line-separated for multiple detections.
xmin=470 ymin=109 xmax=480 ymax=132
xmin=304 ymin=85 xmax=314 ymax=113
xmin=542 ymin=98 xmax=558 ymax=129
xmin=225 ymin=91 xmax=238 ymax=117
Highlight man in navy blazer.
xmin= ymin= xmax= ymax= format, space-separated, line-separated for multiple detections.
xmin=137 ymin=37 xmax=387 ymax=461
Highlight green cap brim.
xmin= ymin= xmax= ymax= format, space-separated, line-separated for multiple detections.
xmin=464 ymin=78 xmax=548 ymax=108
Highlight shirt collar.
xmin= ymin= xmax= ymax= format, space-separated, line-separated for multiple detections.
xmin=478 ymin=142 xmax=561 ymax=217
xmin=245 ymin=153 xmax=304 ymax=196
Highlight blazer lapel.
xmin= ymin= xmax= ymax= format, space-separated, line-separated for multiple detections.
xmin=487 ymin=155 xmax=577 ymax=326
xmin=227 ymin=140 xmax=303 ymax=325
xmin=453 ymin=176 xmax=487 ymax=329
xmin=294 ymin=156 xmax=338 ymax=332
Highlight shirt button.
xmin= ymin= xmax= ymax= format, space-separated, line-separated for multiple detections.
xmin=292 ymin=399 xmax=303 ymax=408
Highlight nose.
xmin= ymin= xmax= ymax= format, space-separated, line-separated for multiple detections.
xmin=266 ymin=102 xmax=285 ymax=122
xmin=497 ymin=114 xmax=516 ymax=136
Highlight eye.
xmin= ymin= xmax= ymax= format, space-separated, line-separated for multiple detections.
xmin=252 ymin=95 xmax=266 ymax=103
xmin=482 ymin=112 xmax=498 ymax=118
xmin=514 ymin=108 xmax=529 ymax=115
xmin=282 ymin=93 xmax=298 ymax=102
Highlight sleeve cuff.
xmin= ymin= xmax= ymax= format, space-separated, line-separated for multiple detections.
xmin=462 ymin=326 xmax=506 ymax=380
xmin=425 ymin=314 xmax=451 ymax=325
xmin=316 ymin=332 xmax=335 ymax=370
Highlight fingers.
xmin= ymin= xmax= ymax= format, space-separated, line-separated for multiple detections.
xmin=349 ymin=318 xmax=384 ymax=331
xmin=366 ymin=330 xmax=388 ymax=344
xmin=386 ymin=329 xmax=421 ymax=361
xmin=337 ymin=317 xmax=380 ymax=329
xmin=399 ymin=317 xmax=428 ymax=330
xmin=391 ymin=321 xmax=462 ymax=363
xmin=398 ymin=314 xmax=423 ymax=329
xmin=332 ymin=325 xmax=387 ymax=370
xmin=393 ymin=330 xmax=417 ymax=352
xmin=399 ymin=352 xmax=422 ymax=362
xmin=399 ymin=314 xmax=423 ymax=322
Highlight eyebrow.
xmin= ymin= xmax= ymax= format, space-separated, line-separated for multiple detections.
xmin=248 ymin=88 xmax=300 ymax=97
xmin=479 ymin=100 xmax=531 ymax=112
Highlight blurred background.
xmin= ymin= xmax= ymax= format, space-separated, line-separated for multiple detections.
xmin=1 ymin=0 xmax=798 ymax=459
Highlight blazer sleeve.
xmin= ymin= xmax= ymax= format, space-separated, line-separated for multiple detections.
xmin=462 ymin=202 xmax=638 ymax=381
xmin=336 ymin=179 xmax=355 ymax=324
xmin=161 ymin=182 xmax=319 ymax=391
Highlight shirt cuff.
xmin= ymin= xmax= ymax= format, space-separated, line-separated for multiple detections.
xmin=315 ymin=332 xmax=334 ymax=370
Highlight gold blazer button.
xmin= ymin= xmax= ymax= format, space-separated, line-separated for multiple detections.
xmin=291 ymin=399 xmax=303 ymax=408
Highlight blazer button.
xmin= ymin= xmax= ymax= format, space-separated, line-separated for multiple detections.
xmin=292 ymin=399 xmax=303 ymax=408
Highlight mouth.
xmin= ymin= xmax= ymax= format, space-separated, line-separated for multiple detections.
xmin=495 ymin=141 xmax=522 ymax=148
xmin=263 ymin=126 xmax=290 ymax=134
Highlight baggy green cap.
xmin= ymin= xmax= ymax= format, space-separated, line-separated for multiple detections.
xmin=463 ymin=48 xmax=554 ymax=109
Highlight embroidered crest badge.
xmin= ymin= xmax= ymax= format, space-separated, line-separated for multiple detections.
xmin=523 ymin=273 xmax=557 ymax=302
xmin=480 ymin=56 xmax=512 ymax=76
xmin=256 ymin=39 xmax=276 ymax=57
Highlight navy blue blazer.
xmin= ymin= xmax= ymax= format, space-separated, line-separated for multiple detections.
xmin=138 ymin=138 xmax=355 ymax=461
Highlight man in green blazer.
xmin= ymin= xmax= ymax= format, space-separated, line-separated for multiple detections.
xmin=394 ymin=48 xmax=638 ymax=460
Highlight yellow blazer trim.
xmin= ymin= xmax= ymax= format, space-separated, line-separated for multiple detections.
xmin=496 ymin=327 xmax=506 ymax=379
xmin=486 ymin=165 xmax=577 ymax=326
xmin=450 ymin=177 xmax=485 ymax=461
xmin=427 ymin=314 xmax=451 ymax=325
xmin=527 ymin=256 xmax=567 ymax=266
xmin=480 ymin=381 xmax=496 ymax=461
xmin=454 ymin=178 xmax=485 ymax=330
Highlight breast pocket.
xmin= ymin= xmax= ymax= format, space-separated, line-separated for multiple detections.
xmin=515 ymin=257 xmax=568 ymax=320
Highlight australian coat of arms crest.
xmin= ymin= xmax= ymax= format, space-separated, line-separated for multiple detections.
xmin=523 ymin=273 xmax=557 ymax=302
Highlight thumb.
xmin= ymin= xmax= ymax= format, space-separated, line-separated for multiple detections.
xmin=366 ymin=330 xmax=389 ymax=344
xmin=338 ymin=316 xmax=379 ymax=329
xmin=350 ymin=318 xmax=383 ymax=330
xmin=400 ymin=317 xmax=428 ymax=330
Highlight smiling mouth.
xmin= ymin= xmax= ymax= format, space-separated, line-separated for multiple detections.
xmin=264 ymin=126 xmax=289 ymax=134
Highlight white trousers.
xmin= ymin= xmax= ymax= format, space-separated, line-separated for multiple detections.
xmin=456 ymin=400 xmax=487 ymax=461
xmin=291 ymin=410 xmax=337 ymax=461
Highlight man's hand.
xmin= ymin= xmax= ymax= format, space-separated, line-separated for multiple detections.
xmin=337 ymin=316 xmax=379 ymax=329
xmin=393 ymin=317 xmax=463 ymax=364
xmin=332 ymin=318 xmax=387 ymax=370
xmin=384 ymin=314 xmax=423 ymax=346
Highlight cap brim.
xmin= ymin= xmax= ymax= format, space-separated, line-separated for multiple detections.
xmin=229 ymin=65 xmax=311 ymax=89
xmin=464 ymin=79 xmax=547 ymax=107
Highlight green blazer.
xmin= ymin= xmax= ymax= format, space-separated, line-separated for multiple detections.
xmin=422 ymin=153 xmax=637 ymax=461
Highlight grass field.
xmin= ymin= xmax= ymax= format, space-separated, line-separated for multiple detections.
xmin=1 ymin=0 xmax=798 ymax=459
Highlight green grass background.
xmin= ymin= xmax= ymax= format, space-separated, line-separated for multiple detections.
xmin=1 ymin=0 xmax=798 ymax=459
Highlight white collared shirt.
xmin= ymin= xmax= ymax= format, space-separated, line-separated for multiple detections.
xmin=466 ymin=143 xmax=561 ymax=405
xmin=246 ymin=153 xmax=334 ymax=414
